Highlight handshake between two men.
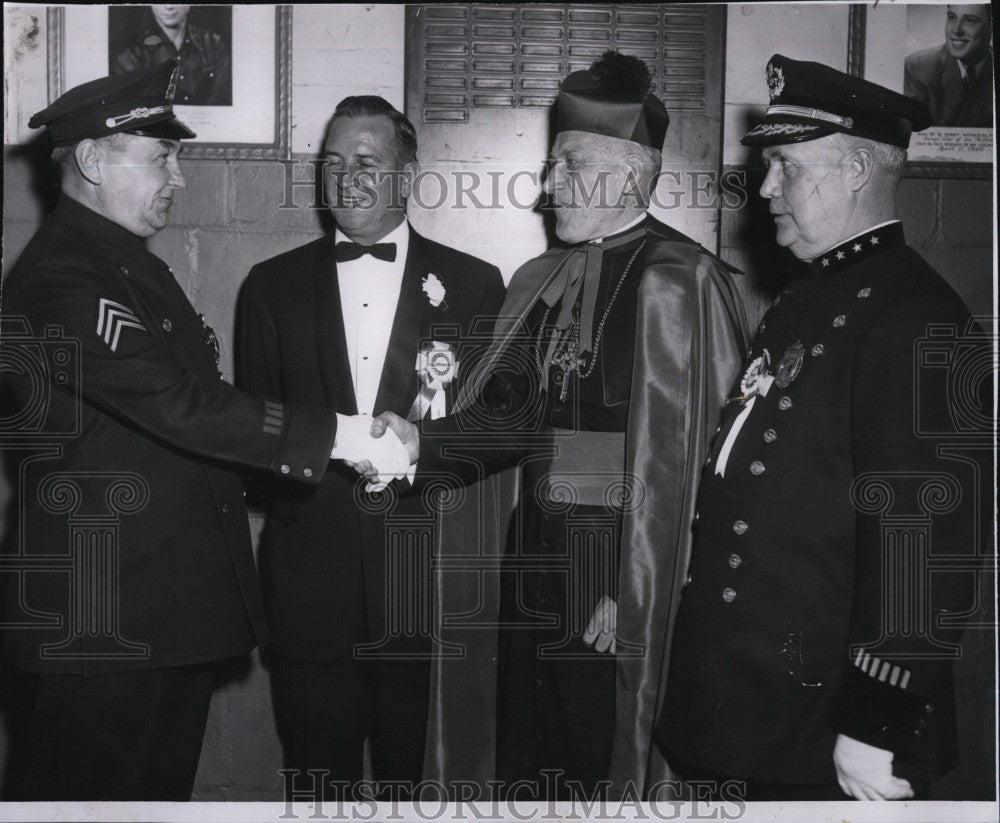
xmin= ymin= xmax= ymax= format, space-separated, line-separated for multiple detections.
xmin=331 ymin=412 xmax=420 ymax=492
xmin=329 ymin=409 xmax=621 ymax=658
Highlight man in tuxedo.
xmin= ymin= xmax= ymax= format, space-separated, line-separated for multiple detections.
xmin=904 ymin=4 xmax=992 ymax=127
xmin=237 ymin=96 xmax=505 ymax=795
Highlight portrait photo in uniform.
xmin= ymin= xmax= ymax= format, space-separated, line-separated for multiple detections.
xmin=903 ymin=3 xmax=993 ymax=127
xmin=108 ymin=5 xmax=233 ymax=106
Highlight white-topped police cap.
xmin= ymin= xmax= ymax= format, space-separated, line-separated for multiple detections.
xmin=28 ymin=61 xmax=196 ymax=147
xmin=742 ymin=54 xmax=931 ymax=149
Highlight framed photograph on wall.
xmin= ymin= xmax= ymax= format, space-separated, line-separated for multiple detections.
xmin=47 ymin=4 xmax=291 ymax=159
xmin=856 ymin=3 xmax=992 ymax=176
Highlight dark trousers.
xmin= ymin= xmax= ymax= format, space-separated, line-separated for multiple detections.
xmin=496 ymin=500 xmax=621 ymax=799
xmin=668 ymin=760 xmax=930 ymax=802
xmin=1 ymin=662 xmax=215 ymax=801
xmin=270 ymin=653 xmax=431 ymax=798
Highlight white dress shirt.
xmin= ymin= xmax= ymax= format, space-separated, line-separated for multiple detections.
xmin=335 ymin=220 xmax=410 ymax=416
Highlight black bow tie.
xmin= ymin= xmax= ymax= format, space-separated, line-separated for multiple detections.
xmin=335 ymin=241 xmax=397 ymax=263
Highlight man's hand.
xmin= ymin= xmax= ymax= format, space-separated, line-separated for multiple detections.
xmin=833 ymin=734 xmax=914 ymax=800
xmin=331 ymin=413 xmax=411 ymax=492
xmin=371 ymin=411 xmax=420 ymax=465
xmin=582 ymin=594 xmax=617 ymax=654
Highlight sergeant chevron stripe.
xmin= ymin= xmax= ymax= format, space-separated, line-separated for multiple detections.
xmin=97 ymin=298 xmax=147 ymax=352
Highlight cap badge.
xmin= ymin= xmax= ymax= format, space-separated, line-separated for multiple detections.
xmin=166 ymin=67 xmax=179 ymax=103
xmin=766 ymin=62 xmax=785 ymax=101
xmin=104 ymin=105 xmax=168 ymax=129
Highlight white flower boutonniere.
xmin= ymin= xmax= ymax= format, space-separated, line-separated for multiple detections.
xmin=422 ymin=273 xmax=448 ymax=310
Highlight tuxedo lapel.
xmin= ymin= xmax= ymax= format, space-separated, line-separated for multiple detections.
xmin=313 ymin=235 xmax=358 ymax=414
xmin=372 ymin=226 xmax=427 ymax=417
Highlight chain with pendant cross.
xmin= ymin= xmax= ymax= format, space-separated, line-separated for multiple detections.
xmin=535 ymin=238 xmax=646 ymax=403
xmin=549 ymin=315 xmax=588 ymax=402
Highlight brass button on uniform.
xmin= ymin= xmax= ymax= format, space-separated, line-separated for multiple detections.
xmin=833 ymin=314 xmax=846 ymax=328
xmin=728 ymin=553 xmax=742 ymax=569
xmin=733 ymin=520 xmax=748 ymax=535
xmin=303 ymin=468 xmax=313 ymax=478
xmin=779 ymin=396 xmax=793 ymax=411
xmin=811 ymin=344 xmax=824 ymax=357
xmin=763 ymin=429 xmax=777 ymax=443
xmin=161 ymin=318 xmax=172 ymax=332
xmin=222 ymin=504 xmax=232 ymax=515
xmin=750 ymin=460 xmax=765 ymax=475
xmin=722 ymin=587 xmax=737 ymax=603
xmin=857 ymin=287 xmax=871 ymax=298
xmin=280 ymin=464 xmax=290 ymax=475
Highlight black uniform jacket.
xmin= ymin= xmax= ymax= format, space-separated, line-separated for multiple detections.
xmin=114 ymin=20 xmax=231 ymax=106
xmin=659 ymin=223 xmax=983 ymax=784
xmin=1 ymin=196 xmax=336 ymax=675
xmin=237 ymin=226 xmax=505 ymax=661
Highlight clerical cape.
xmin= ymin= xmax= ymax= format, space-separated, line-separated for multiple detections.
xmin=420 ymin=215 xmax=748 ymax=798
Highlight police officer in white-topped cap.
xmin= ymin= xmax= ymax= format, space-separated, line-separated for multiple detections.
xmin=0 ymin=63 xmax=358 ymax=800
xmin=656 ymin=54 xmax=985 ymax=802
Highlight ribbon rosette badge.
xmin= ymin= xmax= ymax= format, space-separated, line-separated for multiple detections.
xmin=422 ymin=273 xmax=448 ymax=309
xmin=729 ymin=348 xmax=774 ymax=405
xmin=411 ymin=342 xmax=459 ymax=420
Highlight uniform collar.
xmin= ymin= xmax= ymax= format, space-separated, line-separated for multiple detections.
xmin=810 ymin=221 xmax=905 ymax=277
xmin=53 ymin=195 xmax=146 ymax=252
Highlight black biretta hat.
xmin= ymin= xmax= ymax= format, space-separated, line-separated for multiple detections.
xmin=556 ymin=51 xmax=670 ymax=149
xmin=28 ymin=62 xmax=196 ymax=147
xmin=742 ymin=54 xmax=931 ymax=148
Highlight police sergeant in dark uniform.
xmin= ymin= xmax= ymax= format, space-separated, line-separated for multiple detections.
xmin=113 ymin=5 xmax=231 ymax=106
xmin=0 ymin=64 xmax=347 ymax=800
xmin=656 ymin=56 xmax=983 ymax=801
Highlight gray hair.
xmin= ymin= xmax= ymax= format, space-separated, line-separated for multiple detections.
xmin=629 ymin=142 xmax=663 ymax=201
xmin=50 ymin=132 xmax=129 ymax=174
xmin=827 ymin=132 xmax=906 ymax=184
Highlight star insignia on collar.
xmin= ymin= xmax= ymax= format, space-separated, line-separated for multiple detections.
xmin=836 ymin=250 xmax=846 ymax=260
xmin=852 ymin=243 xmax=863 ymax=253
xmin=821 ymin=258 xmax=830 ymax=267
xmin=870 ymin=235 xmax=879 ymax=245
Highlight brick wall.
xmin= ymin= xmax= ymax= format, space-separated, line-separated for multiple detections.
xmin=2 ymin=1 xmax=994 ymax=802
